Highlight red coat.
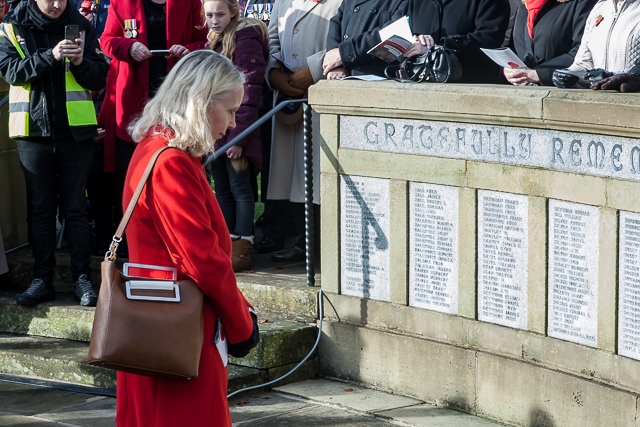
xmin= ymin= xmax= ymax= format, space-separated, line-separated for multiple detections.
xmin=117 ymin=134 xmax=254 ymax=426
xmin=98 ymin=0 xmax=208 ymax=172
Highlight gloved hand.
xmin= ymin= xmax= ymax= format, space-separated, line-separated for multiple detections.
xmin=585 ymin=68 xmax=614 ymax=83
xmin=552 ymin=69 xmax=580 ymax=88
xmin=290 ymin=67 xmax=314 ymax=91
xmin=269 ymin=68 xmax=305 ymax=97
xmin=227 ymin=309 xmax=260 ymax=358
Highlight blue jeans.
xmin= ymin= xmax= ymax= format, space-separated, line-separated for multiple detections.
xmin=16 ymin=138 xmax=94 ymax=281
xmin=211 ymin=156 xmax=254 ymax=237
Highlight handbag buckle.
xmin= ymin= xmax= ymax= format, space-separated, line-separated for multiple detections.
xmin=125 ymin=280 xmax=181 ymax=302
xmin=123 ymin=263 xmax=178 ymax=280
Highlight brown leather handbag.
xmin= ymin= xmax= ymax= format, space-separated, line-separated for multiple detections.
xmin=87 ymin=146 xmax=204 ymax=381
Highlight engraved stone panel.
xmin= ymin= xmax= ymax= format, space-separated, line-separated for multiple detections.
xmin=340 ymin=175 xmax=390 ymax=301
xmin=548 ymin=200 xmax=599 ymax=347
xmin=409 ymin=183 xmax=459 ymax=314
xmin=478 ymin=191 xmax=529 ymax=329
xmin=619 ymin=211 xmax=640 ymax=360
xmin=340 ymin=116 xmax=640 ymax=181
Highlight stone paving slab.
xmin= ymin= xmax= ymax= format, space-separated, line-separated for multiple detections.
xmin=0 ymin=381 xmax=116 ymax=427
xmin=0 ymin=377 xmax=511 ymax=427
xmin=275 ymin=379 xmax=423 ymax=413
xmin=377 ymin=406 xmax=507 ymax=427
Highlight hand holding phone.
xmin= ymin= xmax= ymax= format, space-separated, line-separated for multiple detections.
xmin=65 ymin=25 xmax=80 ymax=44
xmin=149 ymin=49 xmax=171 ymax=57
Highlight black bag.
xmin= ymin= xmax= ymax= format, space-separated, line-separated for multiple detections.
xmin=385 ymin=45 xmax=463 ymax=83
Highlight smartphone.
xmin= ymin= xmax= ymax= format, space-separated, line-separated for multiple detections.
xmin=65 ymin=25 xmax=80 ymax=43
xmin=150 ymin=50 xmax=171 ymax=57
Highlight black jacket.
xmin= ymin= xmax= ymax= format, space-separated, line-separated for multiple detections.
xmin=398 ymin=0 xmax=510 ymax=83
xmin=510 ymin=0 xmax=597 ymax=86
xmin=0 ymin=1 xmax=108 ymax=141
xmin=326 ymin=0 xmax=409 ymax=76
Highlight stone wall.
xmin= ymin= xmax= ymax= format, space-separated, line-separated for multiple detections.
xmin=0 ymin=80 xmax=27 ymax=250
xmin=311 ymin=81 xmax=640 ymax=427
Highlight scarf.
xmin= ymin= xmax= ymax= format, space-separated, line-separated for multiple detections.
xmin=526 ymin=0 xmax=547 ymax=39
xmin=26 ymin=0 xmax=70 ymax=33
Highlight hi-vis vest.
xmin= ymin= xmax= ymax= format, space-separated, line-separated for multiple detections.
xmin=0 ymin=23 xmax=97 ymax=138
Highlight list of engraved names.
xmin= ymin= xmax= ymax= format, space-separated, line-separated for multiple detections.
xmin=619 ymin=211 xmax=640 ymax=360
xmin=340 ymin=175 xmax=390 ymax=302
xmin=548 ymin=200 xmax=599 ymax=348
xmin=478 ymin=191 xmax=529 ymax=329
xmin=409 ymin=183 xmax=458 ymax=314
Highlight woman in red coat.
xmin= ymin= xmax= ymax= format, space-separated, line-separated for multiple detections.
xmin=118 ymin=50 xmax=259 ymax=426
xmin=99 ymin=0 xmax=208 ymax=253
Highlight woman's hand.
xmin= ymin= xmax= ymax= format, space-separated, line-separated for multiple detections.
xmin=226 ymin=145 xmax=243 ymax=160
xmin=327 ymin=66 xmax=348 ymax=80
xmin=129 ymin=42 xmax=152 ymax=61
xmin=503 ymin=67 xmax=541 ymax=85
xmin=323 ymin=48 xmax=342 ymax=75
xmin=169 ymin=44 xmax=190 ymax=58
xmin=404 ymin=34 xmax=435 ymax=58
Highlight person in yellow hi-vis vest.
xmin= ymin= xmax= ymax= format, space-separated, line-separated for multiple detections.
xmin=0 ymin=0 xmax=107 ymax=307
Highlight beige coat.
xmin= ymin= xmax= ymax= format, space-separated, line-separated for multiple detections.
xmin=265 ymin=0 xmax=342 ymax=204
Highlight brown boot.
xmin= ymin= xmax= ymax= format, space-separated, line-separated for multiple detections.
xmin=232 ymin=238 xmax=252 ymax=272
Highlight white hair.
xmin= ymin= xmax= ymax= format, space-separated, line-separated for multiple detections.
xmin=129 ymin=50 xmax=245 ymax=157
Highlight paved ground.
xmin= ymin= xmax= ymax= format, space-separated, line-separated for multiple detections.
xmin=0 ymin=377 xmax=507 ymax=426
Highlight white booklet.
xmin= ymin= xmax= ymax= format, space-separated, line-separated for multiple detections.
xmin=340 ymin=74 xmax=387 ymax=81
xmin=480 ymin=47 xmax=526 ymax=68
xmin=367 ymin=16 xmax=413 ymax=63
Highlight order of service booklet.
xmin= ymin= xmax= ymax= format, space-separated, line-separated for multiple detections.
xmin=480 ymin=47 xmax=526 ymax=68
xmin=367 ymin=16 xmax=413 ymax=63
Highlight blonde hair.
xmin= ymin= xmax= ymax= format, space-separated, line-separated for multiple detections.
xmin=128 ymin=50 xmax=245 ymax=157
xmin=203 ymin=0 xmax=268 ymax=59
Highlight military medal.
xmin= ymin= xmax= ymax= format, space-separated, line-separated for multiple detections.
xmin=130 ymin=19 xmax=138 ymax=38
xmin=124 ymin=19 xmax=133 ymax=38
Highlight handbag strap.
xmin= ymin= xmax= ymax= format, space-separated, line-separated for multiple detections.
xmin=105 ymin=145 xmax=172 ymax=261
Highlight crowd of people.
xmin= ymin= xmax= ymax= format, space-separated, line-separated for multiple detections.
xmin=2 ymin=0 xmax=640 ymax=306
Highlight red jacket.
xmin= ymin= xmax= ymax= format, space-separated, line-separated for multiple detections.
xmin=98 ymin=0 xmax=208 ymax=172
xmin=214 ymin=24 xmax=269 ymax=174
xmin=117 ymin=135 xmax=254 ymax=426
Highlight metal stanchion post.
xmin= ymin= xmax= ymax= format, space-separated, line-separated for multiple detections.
xmin=303 ymin=103 xmax=315 ymax=287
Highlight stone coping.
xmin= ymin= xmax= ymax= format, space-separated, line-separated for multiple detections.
xmin=309 ymin=81 xmax=640 ymax=138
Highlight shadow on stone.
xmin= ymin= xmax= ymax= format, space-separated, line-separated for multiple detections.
xmin=529 ymin=406 xmax=555 ymax=427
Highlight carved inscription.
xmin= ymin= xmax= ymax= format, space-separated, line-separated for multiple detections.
xmin=409 ymin=183 xmax=459 ymax=314
xmin=341 ymin=116 xmax=640 ymax=181
xmin=478 ymin=191 xmax=528 ymax=329
xmin=340 ymin=175 xmax=390 ymax=301
xmin=619 ymin=211 xmax=640 ymax=360
xmin=548 ymin=200 xmax=599 ymax=348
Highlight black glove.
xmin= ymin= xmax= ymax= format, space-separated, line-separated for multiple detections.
xmin=552 ymin=69 xmax=580 ymax=88
xmin=227 ymin=310 xmax=260 ymax=358
xmin=585 ymin=68 xmax=614 ymax=83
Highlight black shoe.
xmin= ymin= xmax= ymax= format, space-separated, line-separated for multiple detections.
xmin=17 ymin=278 xmax=56 ymax=306
xmin=254 ymin=237 xmax=284 ymax=253
xmin=74 ymin=274 xmax=98 ymax=307
xmin=271 ymin=245 xmax=306 ymax=262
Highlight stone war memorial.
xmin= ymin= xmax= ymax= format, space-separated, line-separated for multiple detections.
xmin=310 ymin=81 xmax=640 ymax=427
